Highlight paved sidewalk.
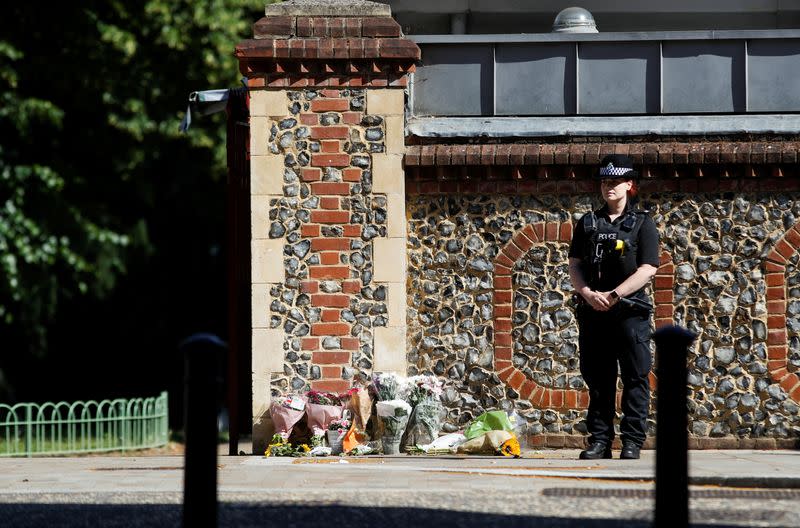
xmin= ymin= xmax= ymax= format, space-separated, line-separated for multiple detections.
xmin=0 ymin=449 xmax=798 ymax=527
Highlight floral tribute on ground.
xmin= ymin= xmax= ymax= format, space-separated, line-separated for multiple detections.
xmin=403 ymin=375 xmax=445 ymax=451
xmin=264 ymin=373 xmax=525 ymax=457
xmin=265 ymin=434 xmax=311 ymax=457
xmin=270 ymin=395 xmax=307 ymax=441
xmin=326 ymin=417 xmax=351 ymax=455
xmin=305 ymin=390 xmax=346 ymax=446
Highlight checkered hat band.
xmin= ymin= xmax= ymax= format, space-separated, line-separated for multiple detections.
xmin=599 ymin=166 xmax=634 ymax=176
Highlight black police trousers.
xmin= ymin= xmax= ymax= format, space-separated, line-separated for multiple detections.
xmin=577 ymin=304 xmax=652 ymax=447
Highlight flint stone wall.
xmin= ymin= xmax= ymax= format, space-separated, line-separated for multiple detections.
xmin=406 ymin=191 xmax=800 ymax=444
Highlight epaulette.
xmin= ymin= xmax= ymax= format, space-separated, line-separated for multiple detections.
xmin=620 ymin=210 xmax=647 ymax=231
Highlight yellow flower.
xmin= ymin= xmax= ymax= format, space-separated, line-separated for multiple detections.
xmin=265 ymin=440 xmax=285 ymax=457
xmin=299 ymin=444 xmax=311 ymax=453
xmin=500 ymin=436 xmax=521 ymax=457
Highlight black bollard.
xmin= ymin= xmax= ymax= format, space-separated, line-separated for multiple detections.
xmin=181 ymin=333 xmax=225 ymax=528
xmin=653 ymin=325 xmax=697 ymax=528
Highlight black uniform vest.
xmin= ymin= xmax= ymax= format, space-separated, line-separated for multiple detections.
xmin=581 ymin=208 xmax=648 ymax=297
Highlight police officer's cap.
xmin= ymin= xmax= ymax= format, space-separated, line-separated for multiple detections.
xmin=596 ymin=154 xmax=639 ymax=180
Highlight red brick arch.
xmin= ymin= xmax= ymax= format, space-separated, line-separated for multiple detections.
xmin=764 ymin=226 xmax=800 ymax=403
xmin=492 ymin=223 xmax=674 ymax=410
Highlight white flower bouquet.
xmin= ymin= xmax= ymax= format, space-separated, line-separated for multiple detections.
xmin=371 ymin=372 xmax=408 ymax=401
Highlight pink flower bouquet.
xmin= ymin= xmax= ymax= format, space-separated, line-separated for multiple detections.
xmin=326 ymin=417 xmax=351 ymax=455
xmin=328 ymin=417 xmax=351 ymax=434
xmin=305 ymin=391 xmax=345 ymax=436
xmin=270 ymin=395 xmax=307 ymax=440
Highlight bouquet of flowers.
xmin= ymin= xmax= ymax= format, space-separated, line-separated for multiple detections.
xmin=406 ymin=375 xmax=443 ymax=406
xmin=326 ymin=417 xmax=351 ymax=455
xmin=371 ymin=373 xmax=407 ymax=401
xmin=402 ymin=375 xmax=445 ymax=451
xmin=500 ymin=435 xmax=521 ymax=457
xmin=406 ymin=432 xmax=467 ymax=455
xmin=348 ymin=387 xmax=373 ymax=431
xmin=264 ymin=433 xmax=311 ymax=457
xmin=456 ymin=430 xmax=521 ymax=458
xmin=463 ymin=410 xmax=515 ymax=440
xmin=376 ymin=399 xmax=412 ymax=454
xmin=341 ymin=386 xmax=374 ymax=454
xmin=328 ymin=417 xmax=351 ymax=434
xmin=305 ymin=390 xmax=345 ymax=440
xmin=269 ymin=394 xmax=307 ymax=441
xmin=306 ymin=391 xmax=345 ymax=406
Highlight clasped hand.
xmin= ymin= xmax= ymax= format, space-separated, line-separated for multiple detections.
xmin=582 ymin=290 xmax=618 ymax=311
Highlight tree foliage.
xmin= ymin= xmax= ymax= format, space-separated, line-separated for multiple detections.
xmin=0 ymin=1 xmax=266 ymax=400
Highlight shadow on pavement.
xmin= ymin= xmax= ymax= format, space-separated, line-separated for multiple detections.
xmin=0 ymin=503 xmax=751 ymax=528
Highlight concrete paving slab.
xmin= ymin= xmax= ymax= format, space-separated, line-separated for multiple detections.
xmin=0 ymin=450 xmax=799 ymax=527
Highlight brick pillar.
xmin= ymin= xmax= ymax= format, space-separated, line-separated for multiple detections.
xmin=236 ymin=0 xmax=419 ymax=453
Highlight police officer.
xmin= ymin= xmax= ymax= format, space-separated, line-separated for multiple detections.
xmin=568 ymin=154 xmax=660 ymax=460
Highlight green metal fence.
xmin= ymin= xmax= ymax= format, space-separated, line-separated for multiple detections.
xmin=0 ymin=391 xmax=169 ymax=457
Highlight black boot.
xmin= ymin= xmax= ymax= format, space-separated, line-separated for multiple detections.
xmin=620 ymin=441 xmax=641 ymax=459
xmin=579 ymin=442 xmax=612 ymax=460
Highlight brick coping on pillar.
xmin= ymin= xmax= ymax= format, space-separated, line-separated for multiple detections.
xmin=236 ymin=10 xmax=419 ymax=90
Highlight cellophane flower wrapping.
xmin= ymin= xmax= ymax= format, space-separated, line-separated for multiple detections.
xmin=269 ymin=395 xmax=307 ymax=440
xmin=326 ymin=419 xmax=349 ymax=455
xmin=464 ymin=410 xmax=515 ymax=440
xmin=305 ymin=391 xmax=345 ymax=436
xmin=415 ymin=432 xmax=466 ymax=454
xmin=402 ymin=375 xmax=445 ymax=450
xmin=457 ymin=430 xmax=515 ymax=455
xmin=377 ymin=400 xmax=411 ymax=437
xmin=403 ymin=396 xmax=444 ymax=450
xmin=376 ymin=399 xmax=411 ymax=454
